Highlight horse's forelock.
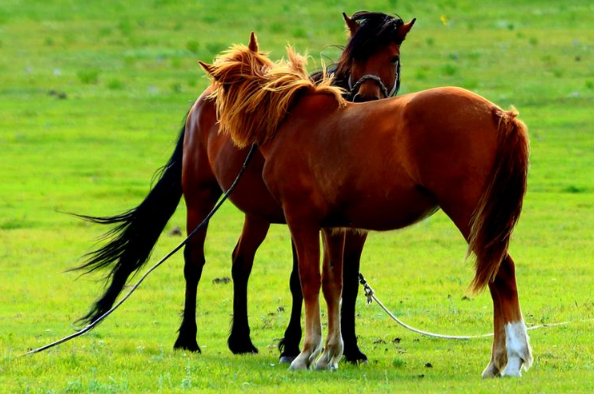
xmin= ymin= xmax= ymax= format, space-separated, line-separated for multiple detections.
xmin=341 ymin=12 xmax=404 ymax=64
xmin=334 ymin=12 xmax=405 ymax=82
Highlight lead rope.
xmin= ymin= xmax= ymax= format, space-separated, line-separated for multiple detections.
xmin=21 ymin=142 xmax=259 ymax=356
xmin=358 ymin=273 xmax=569 ymax=340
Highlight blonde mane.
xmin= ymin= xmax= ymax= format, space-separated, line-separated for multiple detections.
xmin=203 ymin=43 xmax=346 ymax=148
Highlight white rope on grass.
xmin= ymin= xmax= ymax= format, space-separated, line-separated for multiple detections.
xmin=358 ymin=273 xmax=570 ymax=339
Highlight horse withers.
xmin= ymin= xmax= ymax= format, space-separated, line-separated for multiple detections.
xmin=202 ymin=33 xmax=532 ymax=376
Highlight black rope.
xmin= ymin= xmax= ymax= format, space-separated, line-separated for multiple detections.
xmin=22 ymin=142 xmax=259 ymax=356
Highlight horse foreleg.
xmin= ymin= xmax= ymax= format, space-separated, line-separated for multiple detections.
xmin=488 ymin=255 xmax=532 ymax=377
xmin=174 ymin=186 xmax=222 ymax=352
xmin=315 ymin=229 xmax=345 ymax=370
xmin=287 ymin=224 xmax=323 ymax=371
xmin=342 ymin=230 xmax=368 ymax=364
xmin=279 ymin=241 xmax=303 ymax=364
xmin=228 ymin=215 xmax=270 ymax=354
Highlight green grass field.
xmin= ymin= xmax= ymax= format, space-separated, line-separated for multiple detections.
xmin=2 ymin=0 xmax=594 ymax=392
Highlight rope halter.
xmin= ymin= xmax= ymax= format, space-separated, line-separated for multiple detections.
xmin=347 ymin=60 xmax=399 ymax=100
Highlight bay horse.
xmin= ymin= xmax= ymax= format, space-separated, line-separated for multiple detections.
xmin=201 ymin=35 xmax=532 ymax=376
xmin=73 ymin=12 xmax=415 ymax=364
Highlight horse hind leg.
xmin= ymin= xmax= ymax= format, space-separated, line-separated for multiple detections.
xmin=228 ymin=215 xmax=270 ymax=354
xmin=478 ymin=255 xmax=532 ymax=378
xmin=489 ymin=255 xmax=532 ymax=377
xmin=174 ymin=185 xmax=222 ymax=352
xmin=174 ymin=218 xmax=207 ymax=351
xmin=341 ymin=230 xmax=368 ymax=364
xmin=481 ymin=283 xmax=507 ymax=377
xmin=439 ymin=201 xmax=531 ymax=377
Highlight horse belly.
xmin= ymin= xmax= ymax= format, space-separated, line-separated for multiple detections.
xmin=330 ymin=186 xmax=438 ymax=231
xmin=210 ymin=129 xmax=286 ymax=224
xmin=228 ymin=176 xmax=286 ymax=224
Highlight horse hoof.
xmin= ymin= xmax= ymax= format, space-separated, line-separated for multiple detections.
xmin=279 ymin=347 xmax=300 ymax=364
xmin=230 ymin=346 xmax=258 ymax=355
xmin=481 ymin=362 xmax=502 ymax=379
xmin=228 ymin=342 xmax=259 ymax=355
xmin=343 ymin=349 xmax=367 ymax=365
xmin=501 ymin=354 xmax=525 ymax=377
xmin=228 ymin=333 xmax=259 ymax=355
xmin=280 ymin=354 xmax=297 ymax=364
xmin=481 ymin=370 xmax=501 ymax=379
xmin=501 ymin=367 xmax=522 ymax=378
xmin=173 ymin=341 xmax=201 ymax=353
xmin=288 ymin=359 xmax=309 ymax=370
xmin=314 ymin=360 xmax=339 ymax=371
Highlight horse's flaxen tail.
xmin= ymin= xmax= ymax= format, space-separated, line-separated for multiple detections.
xmin=468 ymin=108 xmax=529 ymax=292
xmin=70 ymin=125 xmax=185 ymax=326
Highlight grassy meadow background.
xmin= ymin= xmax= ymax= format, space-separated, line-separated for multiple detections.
xmin=1 ymin=0 xmax=594 ymax=392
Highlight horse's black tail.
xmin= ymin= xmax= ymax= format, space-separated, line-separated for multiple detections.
xmin=71 ymin=125 xmax=185 ymax=326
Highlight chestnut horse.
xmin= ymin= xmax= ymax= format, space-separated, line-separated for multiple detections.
xmin=74 ymin=12 xmax=415 ymax=364
xmin=202 ymin=35 xmax=532 ymax=376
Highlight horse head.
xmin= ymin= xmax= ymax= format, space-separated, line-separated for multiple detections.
xmin=339 ymin=12 xmax=415 ymax=102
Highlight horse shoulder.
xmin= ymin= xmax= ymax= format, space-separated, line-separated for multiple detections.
xmin=268 ymin=92 xmax=345 ymax=152
xmin=259 ymin=93 xmax=343 ymax=215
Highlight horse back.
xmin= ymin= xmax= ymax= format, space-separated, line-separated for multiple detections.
xmin=261 ymin=88 xmax=511 ymax=231
xmin=261 ymin=93 xmax=438 ymax=229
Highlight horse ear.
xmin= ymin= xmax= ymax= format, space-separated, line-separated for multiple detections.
xmin=342 ymin=12 xmax=359 ymax=36
xmin=248 ymin=31 xmax=259 ymax=52
xmin=398 ymin=18 xmax=416 ymax=40
xmin=199 ymin=61 xmax=215 ymax=76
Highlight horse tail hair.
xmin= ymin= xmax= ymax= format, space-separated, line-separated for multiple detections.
xmin=71 ymin=125 xmax=185 ymax=325
xmin=468 ymin=107 xmax=529 ymax=292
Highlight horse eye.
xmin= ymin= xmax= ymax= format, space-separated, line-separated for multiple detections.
xmin=391 ymin=56 xmax=399 ymax=64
